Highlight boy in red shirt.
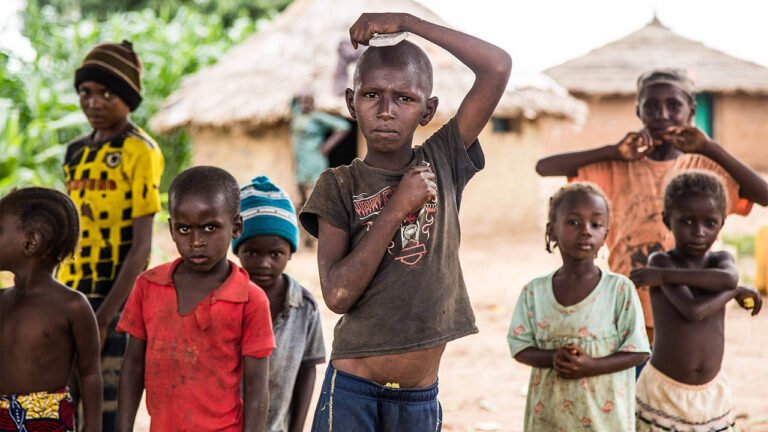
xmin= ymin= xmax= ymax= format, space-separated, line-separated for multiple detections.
xmin=115 ymin=166 xmax=275 ymax=431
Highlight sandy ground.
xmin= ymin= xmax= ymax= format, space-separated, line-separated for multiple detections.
xmin=127 ymin=197 xmax=768 ymax=432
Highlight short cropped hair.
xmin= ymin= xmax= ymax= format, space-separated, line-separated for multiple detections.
xmin=663 ymin=171 xmax=728 ymax=218
xmin=168 ymin=166 xmax=240 ymax=217
xmin=546 ymin=182 xmax=610 ymax=253
xmin=0 ymin=187 xmax=80 ymax=262
xmin=353 ymin=40 xmax=433 ymax=96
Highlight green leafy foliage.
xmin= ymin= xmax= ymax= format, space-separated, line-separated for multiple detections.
xmin=1 ymin=3 xmax=272 ymax=194
xmin=723 ymin=233 xmax=756 ymax=258
xmin=26 ymin=0 xmax=291 ymax=27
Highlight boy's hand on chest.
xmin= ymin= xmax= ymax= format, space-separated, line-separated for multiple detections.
xmin=388 ymin=166 xmax=437 ymax=217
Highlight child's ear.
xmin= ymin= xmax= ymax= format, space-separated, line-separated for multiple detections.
xmin=662 ymin=211 xmax=671 ymax=229
xmin=167 ymin=217 xmax=174 ymax=236
xmin=23 ymin=231 xmax=43 ymax=256
xmin=345 ymin=88 xmax=356 ymax=120
xmin=687 ymin=100 xmax=697 ymax=125
xmin=420 ymin=96 xmax=439 ymax=126
xmin=232 ymin=214 xmax=244 ymax=239
xmin=635 ymin=102 xmax=641 ymax=120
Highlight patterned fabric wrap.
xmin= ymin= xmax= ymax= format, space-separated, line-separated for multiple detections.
xmin=0 ymin=388 xmax=75 ymax=432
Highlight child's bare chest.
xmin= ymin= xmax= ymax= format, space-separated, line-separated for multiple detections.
xmin=0 ymin=294 xmax=73 ymax=359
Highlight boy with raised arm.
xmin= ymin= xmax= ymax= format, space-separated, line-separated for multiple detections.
xmin=299 ymin=12 xmax=511 ymax=431
xmin=536 ymin=69 xmax=768 ymax=341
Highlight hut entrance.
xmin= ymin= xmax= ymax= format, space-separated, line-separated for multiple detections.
xmin=328 ymin=119 xmax=358 ymax=167
xmin=695 ymin=93 xmax=714 ymax=138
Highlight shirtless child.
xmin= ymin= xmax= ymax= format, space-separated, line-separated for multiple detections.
xmin=0 ymin=188 xmax=102 ymax=432
xmin=630 ymin=171 xmax=762 ymax=431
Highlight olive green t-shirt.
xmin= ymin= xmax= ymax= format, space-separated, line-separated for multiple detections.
xmin=300 ymin=118 xmax=484 ymax=359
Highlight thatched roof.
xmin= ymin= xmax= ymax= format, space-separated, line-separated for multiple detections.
xmin=150 ymin=0 xmax=584 ymax=132
xmin=545 ymin=17 xmax=768 ymax=98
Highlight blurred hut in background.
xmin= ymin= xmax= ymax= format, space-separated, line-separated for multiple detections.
xmin=545 ymin=17 xmax=768 ymax=170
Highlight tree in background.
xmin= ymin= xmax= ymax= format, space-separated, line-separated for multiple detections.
xmin=0 ymin=0 xmax=290 ymax=194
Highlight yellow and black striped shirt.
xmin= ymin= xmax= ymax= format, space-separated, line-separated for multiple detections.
xmin=58 ymin=124 xmax=163 ymax=298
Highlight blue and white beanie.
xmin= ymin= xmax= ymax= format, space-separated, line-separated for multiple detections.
xmin=232 ymin=176 xmax=299 ymax=253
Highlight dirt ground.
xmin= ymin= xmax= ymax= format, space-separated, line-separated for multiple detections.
xmin=128 ymin=196 xmax=768 ymax=432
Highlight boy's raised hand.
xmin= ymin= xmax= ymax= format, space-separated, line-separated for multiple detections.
xmin=615 ymin=130 xmax=658 ymax=161
xmin=661 ymin=126 xmax=709 ymax=153
xmin=349 ymin=13 xmax=410 ymax=49
xmin=735 ymin=286 xmax=763 ymax=316
xmin=389 ymin=165 xmax=437 ymax=218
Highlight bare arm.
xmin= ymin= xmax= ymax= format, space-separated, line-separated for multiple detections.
xmin=242 ymin=356 xmax=269 ymax=432
xmin=95 ymin=215 xmax=153 ymax=346
xmin=645 ymin=253 xmax=739 ymax=321
xmin=117 ymin=336 xmax=146 ymax=432
xmin=589 ymin=352 xmax=649 ymax=375
xmin=317 ymin=166 xmax=436 ymax=313
xmin=660 ymin=285 xmax=738 ymax=322
xmin=630 ymin=251 xmax=738 ymax=293
xmin=699 ymin=139 xmax=768 ymax=205
xmin=71 ymin=295 xmax=103 ymax=432
xmin=514 ymin=347 xmax=557 ymax=369
xmin=288 ymin=363 xmax=318 ymax=432
xmin=317 ymin=210 xmax=405 ymax=314
xmin=554 ymin=347 xmax=648 ymax=379
xmin=662 ymin=126 xmax=768 ymax=205
xmin=536 ymin=145 xmax=622 ymax=177
xmin=516 ymin=346 xmax=647 ymax=378
xmin=536 ymin=129 xmax=657 ymax=177
xmin=349 ymin=13 xmax=512 ymax=148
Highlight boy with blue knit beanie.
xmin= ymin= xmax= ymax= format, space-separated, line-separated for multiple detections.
xmin=233 ymin=176 xmax=326 ymax=432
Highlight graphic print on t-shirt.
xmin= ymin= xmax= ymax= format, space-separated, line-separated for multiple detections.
xmin=352 ymin=185 xmax=438 ymax=266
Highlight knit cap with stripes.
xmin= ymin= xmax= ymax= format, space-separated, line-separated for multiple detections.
xmin=233 ymin=176 xmax=300 ymax=253
xmin=75 ymin=40 xmax=143 ymax=111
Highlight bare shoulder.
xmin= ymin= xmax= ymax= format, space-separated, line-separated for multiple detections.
xmin=47 ymin=281 xmax=93 ymax=315
xmin=647 ymin=251 xmax=674 ymax=267
xmin=707 ymin=250 xmax=735 ymax=267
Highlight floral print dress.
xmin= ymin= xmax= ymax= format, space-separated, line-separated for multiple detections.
xmin=508 ymin=270 xmax=650 ymax=431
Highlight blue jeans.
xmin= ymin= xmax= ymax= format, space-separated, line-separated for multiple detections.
xmin=311 ymin=364 xmax=442 ymax=432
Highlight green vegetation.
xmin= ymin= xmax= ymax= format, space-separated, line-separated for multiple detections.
xmin=1 ymin=0 xmax=289 ymax=195
xmin=26 ymin=0 xmax=291 ymax=27
xmin=723 ymin=233 xmax=756 ymax=258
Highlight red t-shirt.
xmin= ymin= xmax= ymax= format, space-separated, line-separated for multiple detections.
xmin=117 ymin=259 xmax=275 ymax=431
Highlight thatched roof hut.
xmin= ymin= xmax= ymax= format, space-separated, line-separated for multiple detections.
xmin=150 ymin=0 xmax=584 ymax=132
xmin=542 ymin=17 xmax=768 ymax=170
xmin=545 ymin=17 xmax=768 ymax=98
